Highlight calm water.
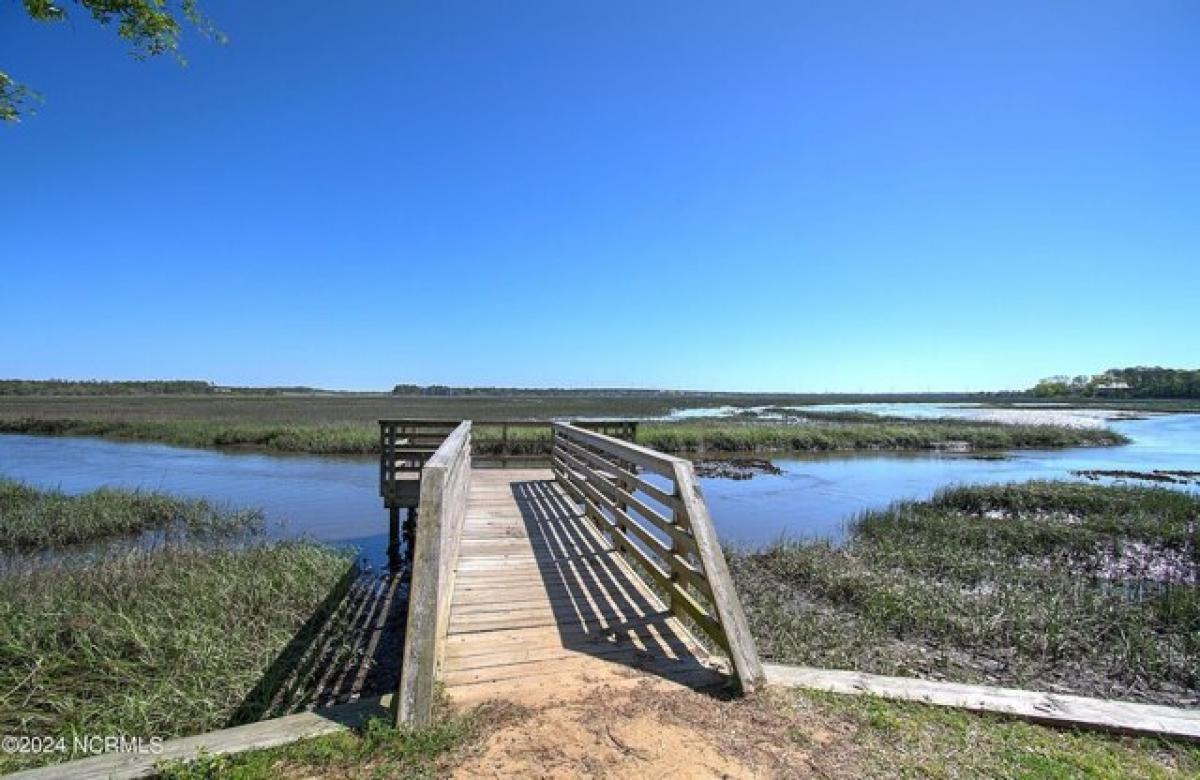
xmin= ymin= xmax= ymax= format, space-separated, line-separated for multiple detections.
xmin=702 ymin=412 xmax=1200 ymax=545
xmin=0 ymin=436 xmax=391 ymax=564
xmin=1 ymin=411 xmax=1197 ymax=557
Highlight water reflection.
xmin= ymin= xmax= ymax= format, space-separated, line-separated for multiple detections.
xmin=701 ymin=414 xmax=1200 ymax=545
xmin=1 ymin=411 xmax=1196 ymax=558
xmin=0 ymin=435 xmax=388 ymax=564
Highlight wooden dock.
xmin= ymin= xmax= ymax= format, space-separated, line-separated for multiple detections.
xmin=376 ymin=421 xmax=1200 ymax=744
xmin=19 ymin=417 xmax=1200 ymax=779
xmin=385 ymin=420 xmax=764 ymax=725
xmin=443 ymin=469 xmax=726 ymax=706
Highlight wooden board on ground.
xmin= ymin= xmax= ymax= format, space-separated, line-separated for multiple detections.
xmin=6 ymin=697 xmax=391 ymax=780
xmin=764 ymin=664 xmax=1200 ymax=741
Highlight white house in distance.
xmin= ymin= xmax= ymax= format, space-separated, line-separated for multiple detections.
xmin=1092 ymin=375 xmax=1132 ymax=396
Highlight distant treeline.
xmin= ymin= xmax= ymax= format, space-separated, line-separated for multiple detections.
xmin=1032 ymin=367 xmax=1200 ymax=399
xmin=0 ymin=380 xmax=324 ymax=396
xmin=0 ymin=380 xmax=215 ymax=396
xmin=390 ymin=384 xmax=696 ymax=397
xmin=387 ymin=385 xmax=1019 ymax=400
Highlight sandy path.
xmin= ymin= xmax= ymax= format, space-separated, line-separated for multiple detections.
xmin=447 ymin=685 xmax=859 ymax=779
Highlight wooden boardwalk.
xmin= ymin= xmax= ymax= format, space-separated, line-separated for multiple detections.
xmin=389 ymin=421 xmax=764 ymax=725
xmin=442 ymin=469 xmax=726 ymax=706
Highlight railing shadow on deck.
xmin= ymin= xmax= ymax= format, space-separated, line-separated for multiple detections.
xmin=506 ymin=478 xmax=728 ymax=689
xmin=228 ymin=564 xmax=410 ymax=726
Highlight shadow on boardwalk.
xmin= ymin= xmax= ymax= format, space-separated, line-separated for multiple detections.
xmin=231 ymin=563 xmax=411 ymax=724
xmin=503 ymin=478 xmax=722 ymax=689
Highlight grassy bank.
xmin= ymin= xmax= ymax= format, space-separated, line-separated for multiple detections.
xmin=0 ymin=417 xmax=380 ymax=454
xmin=808 ymin=690 xmax=1200 ymax=778
xmin=0 ymin=415 xmax=1128 ymax=457
xmin=0 ymin=541 xmax=355 ymax=773
xmin=986 ymin=398 xmax=1200 ymax=414
xmin=0 ymin=479 xmax=262 ymax=551
xmin=155 ymin=689 xmax=1200 ymax=779
xmin=0 ymin=391 xmax=1022 ymax=425
xmin=730 ymin=481 xmax=1199 ymax=706
xmin=158 ymin=703 xmax=504 ymax=780
xmin=0 ymin=482 xmax=357 ymax=773
xmin=637 ymin=419 xmax=1127 ymax=453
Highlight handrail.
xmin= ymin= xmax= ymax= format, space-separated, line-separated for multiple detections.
xmin=379 ymin=420 xmax=463 ymax=505
xmin=395 ymin=421 xmax=472 ymax=726
xmin=380 ymin=420 xmax=637 ymax=492
xmin=550 ymin=422 xmax=765 ymax=692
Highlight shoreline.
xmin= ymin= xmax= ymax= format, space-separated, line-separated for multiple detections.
xmin=730 ymin=481 xmax=1200 ymax=709
xmin=0 ymin=416 xmax=1130 ymax=459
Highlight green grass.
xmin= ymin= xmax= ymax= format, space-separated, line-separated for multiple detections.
xmin=0 ymin=417 xmax=381 ymax=454
xmin=0 ymin=414 xmax=1127 ymax=456
xmin=0 ymin=479 xmax=263 ymax=551
xmin=156 ymin=704 xmax=504 ymax=780
xmin=637 ymin=419 xmax=1127 ymax=453
xmin=986 ymin=398 xmax=1200 ymax=414
xmin=0 ymin=391 xmax=1017 ymax=425
xmin=0 ymin=542 xmax=355 ymax=774
xmin=730 ymin=481 xmax=1199 ymax=705
xmin=804 ymin=690 xmax=1200 ymax=779
xmin=152 ymin=690 xmax=1200 ymax=779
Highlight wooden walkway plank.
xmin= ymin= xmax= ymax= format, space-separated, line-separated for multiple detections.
xmin=440 ymin=470 xmax=728 ymax=706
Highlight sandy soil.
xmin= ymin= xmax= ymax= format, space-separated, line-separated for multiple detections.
xmin=445 ymin=686 xmax=862 ymax=779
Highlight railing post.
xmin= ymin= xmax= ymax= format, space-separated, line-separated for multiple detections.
xmin=395 ymin=421 xmax=473 ymax=727
xmin=548 ymin=422 xmax=764 ymax=694
xmin=671 ymin=459 xmax=765 ymax=692
xmin=379 ymin=423 xmax=386 ymax=499
xmin=387 ymin=506 xmax=401 ymax=570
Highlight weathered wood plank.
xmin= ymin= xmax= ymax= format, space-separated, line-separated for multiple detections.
xmin=396 ymin=421 xmax=472 ymax=727
xmin=764 ymin=664 xmax=1200 ymax=741
xmin=553 ymin=436 xmax=682 ymax=515
xmin=438 ymin=469 xmax=726 ymax=708
xmin=551 ymin=422 xmax=679 ymax=478
xmin=550 ymin=423 xmax=765 ymax=694
xmin=449 ymin=665 xmax=727 ymax=707
xmin=441 ymin=650 xmax=713 ymax=687
xmin=672 ymin=459 xmax=765 ymax=691
xmin=7 ymin=697 xmax=391 ymax=780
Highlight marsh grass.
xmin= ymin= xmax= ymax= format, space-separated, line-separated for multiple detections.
xmin=0 ymin=479 xmax=263 ymax=552
xmin=804 ymin=690 xmax=1200 ymax=778
xmin=0 ymin=415 xmax=1128 ymax=457
xmin=0 ymin=541 xmax=356 ymax=773
xmin=730 ymin=481 xmax=1199 ymax=705
xmin=472 ymin=423 xmax=554 ymax=456
xmin=0 ymin=418 xmax=380 ymax=454
xmin=637 ymin=418 xmax=1127 ymax=453
xmin=0 ymin=482 xmax=359 ymax=772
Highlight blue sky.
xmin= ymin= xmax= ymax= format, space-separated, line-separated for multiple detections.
xmin=1 ymin=1 xmax=1196 ymax=392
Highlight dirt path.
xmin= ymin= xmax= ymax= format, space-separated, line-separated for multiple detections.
xmin=447 ymin=684 xmax=861 ymax=779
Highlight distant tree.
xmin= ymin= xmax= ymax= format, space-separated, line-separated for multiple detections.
xmin=3 ymin=0 xmax=222 ymax=122
xmin=1028 ymin=367 xmax=1200 ymax=399
xmin=1031 ymin=380 xmax=1070 ymax=398
xmin=0 ymin=379 xmax=215 ymax=396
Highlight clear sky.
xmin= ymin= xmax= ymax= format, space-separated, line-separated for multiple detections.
xmin=1 ymin=1 xmax=1196 ymax=392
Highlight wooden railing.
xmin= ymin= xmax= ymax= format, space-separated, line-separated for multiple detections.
xmin=472 ymin=420 xmax=637 ymax=466
xmin=380 ymin=419 xmax=638 ymax=504
xmin=380 ymin=420 xmax=463 ymax=507
xmin=550 ymin=422 xmax=765 ymax=692
xmin=395 ymin=421 xmax=472 ymax=726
